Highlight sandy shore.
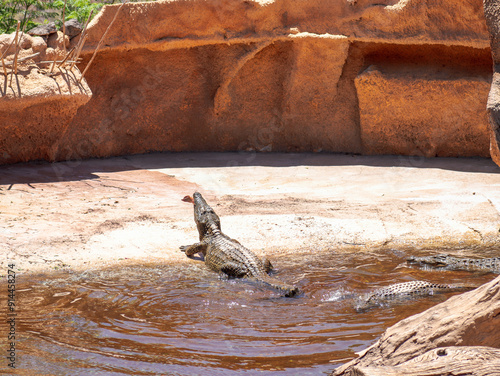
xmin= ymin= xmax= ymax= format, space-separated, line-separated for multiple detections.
xmin=1 ymin=152 xmax=500 ymax=276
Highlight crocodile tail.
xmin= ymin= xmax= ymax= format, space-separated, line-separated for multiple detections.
xmin=257 ymin=274 xmax=300 ymax=297
xmin=445 ymin=283 xmax=477 ymax=292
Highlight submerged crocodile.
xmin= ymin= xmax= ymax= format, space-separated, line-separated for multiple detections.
xmin=355 ymin=280 xmax=475 ymax=311
xmin=407 ymin=254 xmax=500 ymax=274
xmin=180 ymin=192 xmax=300 ymax=297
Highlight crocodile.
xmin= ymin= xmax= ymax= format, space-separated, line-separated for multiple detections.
xmin=180 ymin=192 xmax=300 ymax=297
xmin=407 ymin=254 xmax=500 ymax=274
xmin=355 ymin=280 xmax=475 ymax=311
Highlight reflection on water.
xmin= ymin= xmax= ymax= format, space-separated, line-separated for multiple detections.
xmin=0 ymin=249 xmax=496 ymax=375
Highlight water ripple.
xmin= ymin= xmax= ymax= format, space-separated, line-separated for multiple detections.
xmin=0 ymin=250 xmax=495 ymax=375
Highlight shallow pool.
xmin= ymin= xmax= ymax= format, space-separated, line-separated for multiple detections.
xmin=1 ymin=249 xmax=496 ymax=375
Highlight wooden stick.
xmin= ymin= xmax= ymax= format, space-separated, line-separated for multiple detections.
xmin=9 ymin=21 xmax=20 ymax=86
xmin=50 ymin=0 xmax=67 ymax=74
xmin=3 ymin=52 xmax=40 ymax=66
xmin=0 ymin=31 xmax=17 ymax=61
xmin=58 ymin=46 xmax=75 ymax=67
xmin=39 ymin=59 xmax=82 ymax=64
xmin=14 ymin=22 xmax=27 ymax=75
xmin=79 ymin=3 xmax=125 ymax=83
xmin=49 ymin=48 xmax=58 ymax=73
xmin=70 ymin=33 xmax=87 ymax=70
xmin=70 ymin=10 xmax=94 ymax=70
xmin=1 ymin=56 xmax=7 ymax=76
xmin=61 ymin=0 xmax=67 ymax=53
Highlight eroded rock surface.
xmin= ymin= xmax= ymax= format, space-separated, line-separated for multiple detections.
xmin=356 ymin=64 xmax=490 ymax=157
xmin=0 ymin=32 xmax=91 ymax=163
xmin=1 ymin=0 xmax=496 ymax=163
xmin=484 ymin=0 xmax=500 ymax=167
xmin=351 ymin=346 xmax=500 ymax=376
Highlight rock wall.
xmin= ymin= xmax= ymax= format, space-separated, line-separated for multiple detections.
xmin=1 ymin=0 xmax=494 ymax=163
xmin=483 ymin=0 xmax=500 ymax=167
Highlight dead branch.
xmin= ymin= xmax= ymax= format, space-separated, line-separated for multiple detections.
xmin=70 ymin=10 xmax=94 ymax=70
xmin=39 ymin=59 xmax=82 ymax=64
xmin=3 ymin=52 xmax=40 ymax=66
xmin=61 ymin=0 xmax=67 ymax=53
xmin=1 ymin=56 xmax=7 ymax=76
xmin=70 ymin=34 xmax=88 ymax=70
xmin=50 ymin=0 xmax=68 ymax=73
xmin=58 ymin=47 xmax=75 ymax=67
xmin=9 ymin=21 xmax=20 ymax=86
xmin=78 ymin=2 xmax=126 ymax=83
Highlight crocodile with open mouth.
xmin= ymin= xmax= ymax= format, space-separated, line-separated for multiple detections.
xmin=180 ymin=192 xmax=300 ymax=297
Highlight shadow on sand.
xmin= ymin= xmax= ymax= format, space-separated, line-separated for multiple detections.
xmin=0 ymin=152 xmax=498 ymax=187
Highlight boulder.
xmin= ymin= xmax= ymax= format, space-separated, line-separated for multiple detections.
xmin=0 ymin=32 xmax=41 ymax=56
xmin=28 ymin=21 xmax=57 ymax=37
xmin=47 ymin=30 xmax=70 ymax=50
xmin=62 ymin=18 xmax=82 ymax=38
xmin=351 ymin=346 xmax=500 ymax=376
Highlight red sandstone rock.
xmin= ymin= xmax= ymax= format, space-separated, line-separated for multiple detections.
xmin=82 ymin=0 xmax=489 ymax=49
xmin=0 ymin=0 xmax=496 ymax=164
xmin=282 ymin=34 xmax=358 ymax=153
xmin=350 ymin=346 xmax=500 ymax=376
xmin=356 ymin=65 xmax=490 ymax=157
xmin=0 ymin=31 xmax=91 ymax=164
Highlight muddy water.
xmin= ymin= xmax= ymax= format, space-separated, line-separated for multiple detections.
xmin=1 ymin=250 xmax=496 ymax=375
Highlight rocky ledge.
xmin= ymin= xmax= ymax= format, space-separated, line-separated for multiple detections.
xmin=0 ymin=0 xmax=497 ymax=164
xmin=0 ymin=28 xmax=91 ymax=163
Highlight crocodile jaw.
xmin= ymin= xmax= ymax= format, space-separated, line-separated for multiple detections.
xmin=193 ymin=192 xmax=221 ymax=239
